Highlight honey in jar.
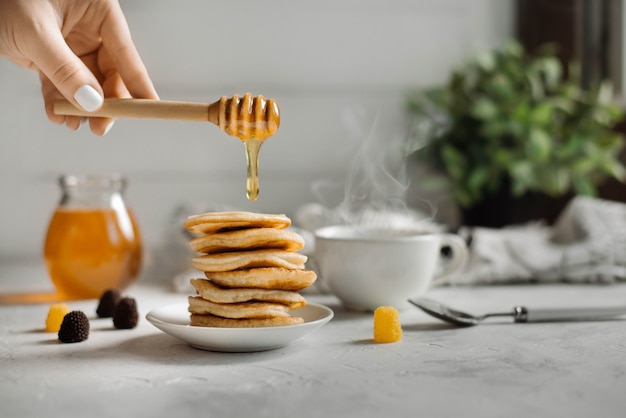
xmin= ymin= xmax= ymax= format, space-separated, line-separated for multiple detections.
xmin=44 ymin=174 xmax=142 ymax=299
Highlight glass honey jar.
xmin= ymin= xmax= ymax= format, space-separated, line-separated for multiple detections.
xmin=44 ymin=174 xmax=143 ymax=299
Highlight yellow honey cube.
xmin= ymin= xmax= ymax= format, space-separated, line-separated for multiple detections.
xmin=45 ymin=303 xmax=70 ymax=332
xmin=373 ymin=306 xmax=402 ymax=343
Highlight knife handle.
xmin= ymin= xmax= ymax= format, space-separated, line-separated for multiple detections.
xmin=513 ymin=306 xmax=626 ymax=323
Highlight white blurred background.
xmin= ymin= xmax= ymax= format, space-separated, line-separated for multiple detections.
xmin=0 ymin=0 xmax=514 ymax=275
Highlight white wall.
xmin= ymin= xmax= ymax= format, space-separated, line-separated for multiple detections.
xmin=0 ymin=0 xmax=514 ymax=275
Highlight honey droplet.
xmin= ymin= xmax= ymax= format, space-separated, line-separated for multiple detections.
xmin=243 ymin=138 xmax=263 ymax=201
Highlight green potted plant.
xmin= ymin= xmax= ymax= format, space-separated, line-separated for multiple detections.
xmin=407 ymin=40 xmax=626 ymax=227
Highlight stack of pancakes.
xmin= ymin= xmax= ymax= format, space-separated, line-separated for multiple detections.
xmin=183 ymin=211 xmax=317 ymax=327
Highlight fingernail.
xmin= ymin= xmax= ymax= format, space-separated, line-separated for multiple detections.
xmin=74 ymin=85 xmax=103 ymax=112
xmin=103 ymin=121 xmax=115 ymax=136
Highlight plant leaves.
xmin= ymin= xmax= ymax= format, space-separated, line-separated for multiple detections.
xmin=529 ymin=102 xmax=553 ymax=125
xmin=556 ymin=134 xmax=584 ymax=159
xmin=510 ymin=176 xmax=529 ymax=197
xmin=407 ymin=39 xmax=626 ymax=209
xmin=508 ymin=161 xmax=534 ymax=191
xmin=573 ymin=176 xmax=597 ymax=196
xmin=602 ymin=159 xmax=626 ymax=181
xmin=527 ymin=127 xmax=552 ymax=161
xmin=571 ymin=158 xmax=595 ymax=175
xmin=470 ymin=98 xmax=498 ymax=120
xmin=546 ymin=96 xmax=575 ymax=114
xmin=526 ymin=72 xmax=544 ymax=101
xmin=468 ymin=167 xmax=489 ymax=195
xmin=475 ymin=51 xmax=495 ymax=72
xmin=597 ymin=80 xmax=614 ymax=105
xmin=553 ymin=168 xmax=571 ymax=195
xmin=538 ymin=57 xmax=562 ymax=90
xmin=502 ymin=40 xmax=524 ymax=58
xmin=441 ymin=145 xmax=466 ymax=180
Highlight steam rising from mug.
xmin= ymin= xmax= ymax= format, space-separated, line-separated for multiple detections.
xmin=305 ymin=105 xmax=436 ymax=231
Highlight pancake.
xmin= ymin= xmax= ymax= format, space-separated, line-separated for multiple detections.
xmin=205 ymin=267 xmax=317 ymax=291
xmin=190 ymin=313 xmax=304 ymax=328
xmin=190 ymin=278 xmax=306 ymax=308
xmin=192 ymin=249 xmax=307 ymax=272
xmin=189 ymin=228 xmax=304 ymax=254
xmin=184 ymin=211 xmax=291 ymax=235
xmin=188 ymin=296 xmax=291 ymax=318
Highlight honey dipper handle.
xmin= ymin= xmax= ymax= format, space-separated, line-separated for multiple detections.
xmin=54 ymin=98 xmax=216 ymax=123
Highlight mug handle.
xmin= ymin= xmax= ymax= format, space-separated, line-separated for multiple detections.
xmin=431 ymin=233 xmax=469 ymax=286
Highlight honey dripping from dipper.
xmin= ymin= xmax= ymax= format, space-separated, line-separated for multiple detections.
xmin=51 ymin=92 xmax=280 ymax=200
xmin=216 ymin=93 xmax=280 ymax=200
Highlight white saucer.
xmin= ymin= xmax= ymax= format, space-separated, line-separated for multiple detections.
xmin=146 ymin=302 xmax=334 ymax=352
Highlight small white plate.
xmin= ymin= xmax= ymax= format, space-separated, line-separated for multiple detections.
xmin=146 ymin=302 xmax=334 ymax=352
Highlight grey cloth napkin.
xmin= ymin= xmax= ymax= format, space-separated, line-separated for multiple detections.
xmin=447 ymin=196 xmax=626 ymax=285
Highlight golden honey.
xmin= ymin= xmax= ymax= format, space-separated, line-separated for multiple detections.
xmin=218 ymin=93 xmax=280 ymax=140
xmin=43 ymin=175 xmax=142 ymax=299
xmin=243 ymin=138 xmax=262 ymax=200
xmin=215 ymin=93 xmax=280 ymax=200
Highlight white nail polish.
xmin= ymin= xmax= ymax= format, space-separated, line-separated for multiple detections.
xmin=73 ymin=85 xmax=103 ymax=112
xmin=103 ymin=121 xmax=115 ymax=136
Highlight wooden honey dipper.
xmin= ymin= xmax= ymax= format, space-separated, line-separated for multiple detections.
xmin=53 ymin=93 xmax=280 ymax=140
xmin=54 ymin=93 xmax=280 ymax=200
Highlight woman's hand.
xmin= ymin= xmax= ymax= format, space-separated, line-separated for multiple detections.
xmin=0 ymin=0 xmax=158 ymax=135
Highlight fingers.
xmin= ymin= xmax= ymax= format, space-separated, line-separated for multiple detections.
xmin=40 ymin=72 xmax=84 ymax=131
xmin=88 ymin=64 xmax=132 ymax=135
xmin=101 ymin=1 xmax=158 ymax=100
xmin=16 ymin=2 xmax=106 ymax=129
xmin=29 ymin=22 xmax=105 ymax=114
xmin=25 ymin=0 xmax=157 ymax=136
xmin=40 ymin=52 xmax=102 ymax=134
xmin=40 ymin=42 xmax=125 ymax=136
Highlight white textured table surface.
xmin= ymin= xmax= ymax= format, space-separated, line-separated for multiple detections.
xmin=1 ymin=262 xmax=625 ymax=418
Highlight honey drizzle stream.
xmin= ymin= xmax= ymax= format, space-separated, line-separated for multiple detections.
xmin=244 ymin=138 xmax=262 ymax=200
xmin=219 ymin=94 xmax=280 ymax=200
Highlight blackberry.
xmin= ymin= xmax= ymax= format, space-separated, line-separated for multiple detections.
xmin=112 ymin=297 xmax=139 ymax=329
xmin=58 ymin=311 xmax=90 ymax=343
xmin=96 ymin=288 xmax=121 ymax=318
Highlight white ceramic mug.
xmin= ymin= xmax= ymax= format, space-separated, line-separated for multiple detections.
xmin=314 ymin=225 xmax=469 ymax=311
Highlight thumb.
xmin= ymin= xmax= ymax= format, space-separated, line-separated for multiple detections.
xmin=30 ymin=28 xmax=104 ymax=112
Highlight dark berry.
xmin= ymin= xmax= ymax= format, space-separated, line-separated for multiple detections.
xmin=58 ymin=311 xmax=90 ymax=343
xmin=96 ymin=289 xmax=122 ymax=318
xmin=112 ymin=297 xmax=139 ymax=329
